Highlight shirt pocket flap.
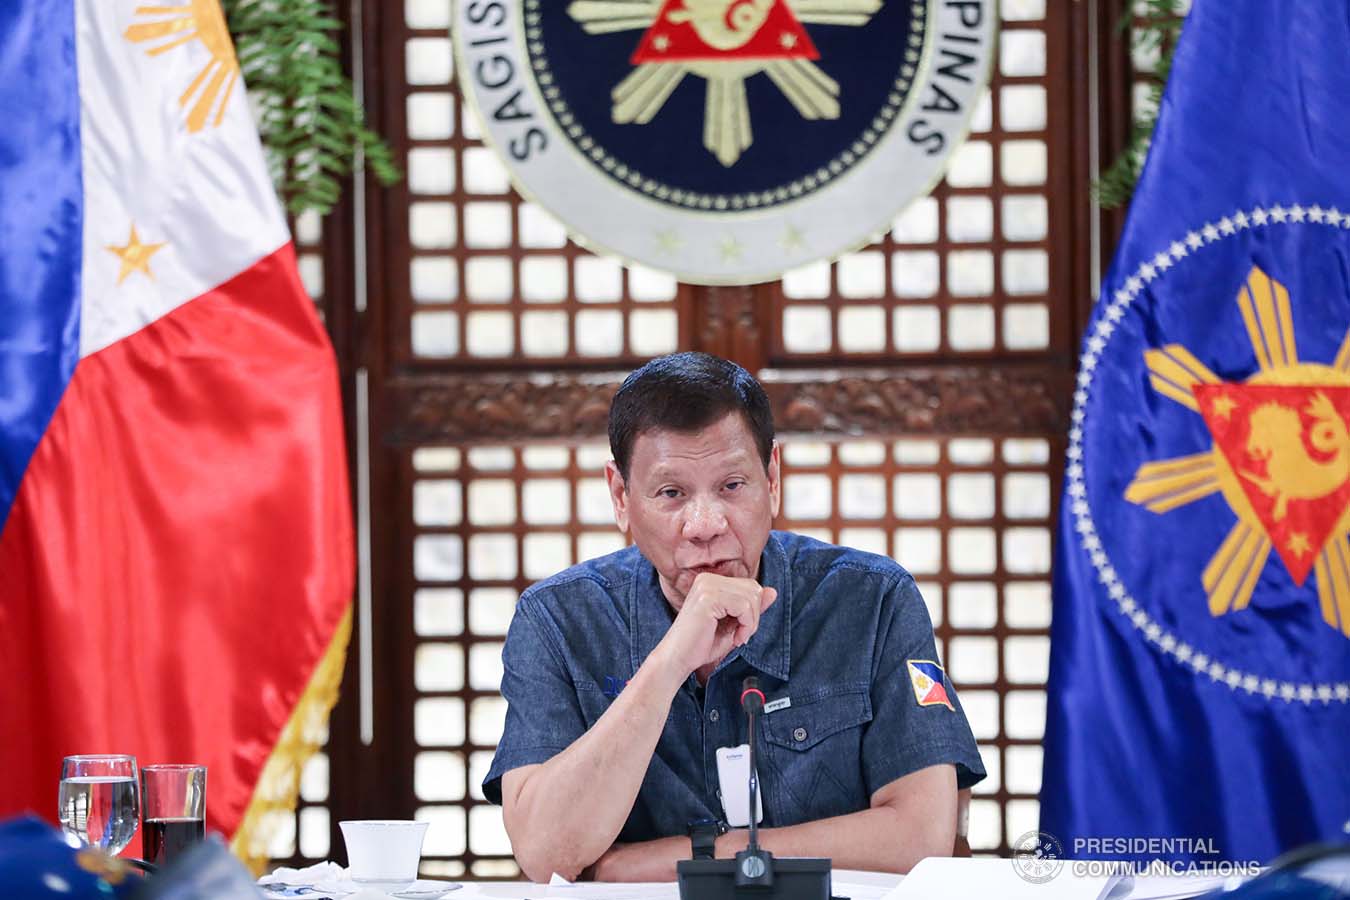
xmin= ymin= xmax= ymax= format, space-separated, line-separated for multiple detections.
xmin=761 ymin=688 xmax=872 ymax=752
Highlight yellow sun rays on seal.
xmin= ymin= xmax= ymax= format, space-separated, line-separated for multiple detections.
xmin=567 ymin=0 xmax=877 ymax=166
xmin=124 ymin=1 xmax=240 ymax=133
xmin=1124 ymin=265 xmax=1350 ymax=638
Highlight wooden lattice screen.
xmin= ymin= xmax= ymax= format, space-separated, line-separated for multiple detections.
xmin=260 ymin=0 xmax=1137 ymax=876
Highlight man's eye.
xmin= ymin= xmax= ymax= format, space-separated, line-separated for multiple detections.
xmin=725 ymin=481 xmax=745 ymax=492
xmin=660 ymin=488 xmax=681 ymax=499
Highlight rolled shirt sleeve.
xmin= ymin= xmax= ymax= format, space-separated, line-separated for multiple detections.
xmin=482 ymin=596 xmax=589 ymax=804
xmin=861 ymin=574 xmax=988 ymax=795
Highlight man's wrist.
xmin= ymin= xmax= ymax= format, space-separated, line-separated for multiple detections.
xmin=714 ymin=828 xmax=749 ymax=859
xmin=643 ymin=641 xmax=692 ymax=690
xmin=688 ymin=819 xmax=725 ymax=860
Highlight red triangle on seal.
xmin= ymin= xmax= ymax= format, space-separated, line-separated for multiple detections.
xmin=630 ymin=0 xmax=819 ymax=64
xmin=1195 ymin=383 xmax=1350 ymax=585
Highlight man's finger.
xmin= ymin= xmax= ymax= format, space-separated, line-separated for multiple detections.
xmin=733 ymin=587 xmax=775 ymax=645
xmin=714 ymin=617 xmax=745 ymax=659
xmin=734 ymin=587 xmax=761 ymax=645
xmin=739 ymin=593 xmax=761 ymax=644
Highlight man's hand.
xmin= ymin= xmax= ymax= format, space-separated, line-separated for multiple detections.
xmin=655 ymin=574 xmax=777 ymax=677
xmin=498 ymin=574 xmax=774 ymax=881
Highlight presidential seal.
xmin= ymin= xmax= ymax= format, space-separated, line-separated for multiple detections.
xmin=454 ymin=0 xmax=995 ymax=284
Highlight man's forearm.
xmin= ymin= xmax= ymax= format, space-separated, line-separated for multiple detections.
xmin=589 ymin=765 xmax=959 ymax=882
xmin=717 ymin=803 xmax=955 ymax=873
xmin=503 ymin=647 xmax=687 ymax=881
xmin=591 ymin=806 xmax=953 ymax=882
xmin=590 ymin=809 xmax=950 ymax=882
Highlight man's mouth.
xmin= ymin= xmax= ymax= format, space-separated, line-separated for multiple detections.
xmin=688 ymin=560 xmax=738 ymax=576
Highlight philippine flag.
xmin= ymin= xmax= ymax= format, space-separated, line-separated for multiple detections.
xmin=0 ymin=0 xmax=353 ymax=865
xmin=907 ymin=660 xmax=955 ymax=710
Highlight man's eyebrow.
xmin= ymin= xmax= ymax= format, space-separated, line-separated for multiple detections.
xmin=647 ymin=455 xmax=756 ymax=482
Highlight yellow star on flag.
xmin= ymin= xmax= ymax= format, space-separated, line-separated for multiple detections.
xmin=1208 ymin=394 xmax=1238 ymax=418
xmin=106 ymin=224 xmax=168 ymax=285
xmin=1287 ymin=532 xmax=1312 ymax=559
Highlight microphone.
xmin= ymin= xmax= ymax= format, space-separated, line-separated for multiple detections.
xmin=739 ymin=676 xmax=769 ymax=885
xmin=740 ymin=676 xmax=766 ymax=714
xmin=676 ymin=672 xmax=832 ymax=900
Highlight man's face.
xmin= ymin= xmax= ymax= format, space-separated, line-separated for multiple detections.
xmin=606 ymin=412 xmax=781 ymax=609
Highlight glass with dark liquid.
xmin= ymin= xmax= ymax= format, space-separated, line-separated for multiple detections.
xmin=141 ymin=765 xmax=206 ymax=866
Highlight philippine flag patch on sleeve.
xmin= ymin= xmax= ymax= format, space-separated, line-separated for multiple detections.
xmin=907 ymin=660 xmax=955 ymax=710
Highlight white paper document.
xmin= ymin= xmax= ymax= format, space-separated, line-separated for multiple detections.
xmin=484 ymin=874 xmax=680 ymax=900
xmin=452 ymin=860 xmax=1253 ymax=900
xmin=541 ymin=882 xmax=679 ymax=900
xmin=881 ymin=857 xmax=1120 ymax=900
xmin=1123 ymin=874 xmax=1239 ymax=899
xmin=456 ymin=866 xmax=902 ymax=900
xmin=833 ymin=868 xmax=905 ymax=900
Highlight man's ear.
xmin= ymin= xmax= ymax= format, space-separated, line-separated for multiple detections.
xmin=605 ymin=460 xmax=630 ymax=533
xmin=767 ymin=441 xmax=781 ymax=519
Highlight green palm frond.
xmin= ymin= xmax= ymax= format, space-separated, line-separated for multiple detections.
xmin=1094 ymin=0 xmax=1188 ymax=210
xmin=223 ymin=0 xmax=401 ymax=216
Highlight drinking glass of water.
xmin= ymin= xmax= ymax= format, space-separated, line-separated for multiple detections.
xmin=58 ymin=754 xmax=139 ymax=855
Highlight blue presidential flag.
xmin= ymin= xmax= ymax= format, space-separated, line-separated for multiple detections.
xmin=1042 ymin=0 xmax=1350 ymax=864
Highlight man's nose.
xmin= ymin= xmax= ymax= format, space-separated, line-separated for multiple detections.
xmin=682 ymin=496 xmax=728 ymax=541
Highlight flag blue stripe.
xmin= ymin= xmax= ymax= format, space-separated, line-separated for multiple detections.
xmin=0 ymin=0 xmax=83 ymax=533
xmin=1042 ymin=0 xmax=1350 ymax=863
xmin=911 ymin=661 xmax=943 ymax=682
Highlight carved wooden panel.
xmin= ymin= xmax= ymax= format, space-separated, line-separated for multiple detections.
xmin=297 ymin=0 xmax=1130 ymax=878
xmin=381 ymin=366 xmax=1069 ymax=446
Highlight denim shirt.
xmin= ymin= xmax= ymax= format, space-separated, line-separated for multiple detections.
xmin=483 ymin=531 xmax=986 ymax=842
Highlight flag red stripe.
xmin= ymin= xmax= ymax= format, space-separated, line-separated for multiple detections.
xmin=921 ymin=684 xmax=953 ymax=709
xmin=0 ymin=243 xmax=353 ymax=837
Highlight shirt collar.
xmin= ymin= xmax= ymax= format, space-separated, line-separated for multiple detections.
xmin=629 ymin=532 xmax=792 ymax=681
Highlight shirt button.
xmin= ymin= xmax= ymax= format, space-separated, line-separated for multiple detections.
xmin=709 ymin=709 xmax=720 ymax=723
xmin=793 ymin=726 xmax=808 ymax=742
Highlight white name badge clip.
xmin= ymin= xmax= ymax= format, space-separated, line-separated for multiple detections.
xmin=715 ymin=744 xmax=764 ymax=827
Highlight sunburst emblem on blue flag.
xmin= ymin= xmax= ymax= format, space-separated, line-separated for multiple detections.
xmin=1068 ymin=207 xmax=1350 ymax=703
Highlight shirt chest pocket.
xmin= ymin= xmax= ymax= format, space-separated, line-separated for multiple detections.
xmin=758 ymin=688 xmax=872 ymax=826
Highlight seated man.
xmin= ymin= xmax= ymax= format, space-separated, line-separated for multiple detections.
xmin=483 ymin=352 xmax=986 ymax=882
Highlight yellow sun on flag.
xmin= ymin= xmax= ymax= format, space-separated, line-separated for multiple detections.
xmin=124 ymin=1 xmax=240 ymax=133
xmin=1123 ymin=265 xmax=1350 ymax=638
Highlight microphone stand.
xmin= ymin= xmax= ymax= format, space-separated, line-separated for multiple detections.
xmin=676 ymin=677 xmax=832 ymax=900
xmin=735 ymin=679 xmax=773 ymax=889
